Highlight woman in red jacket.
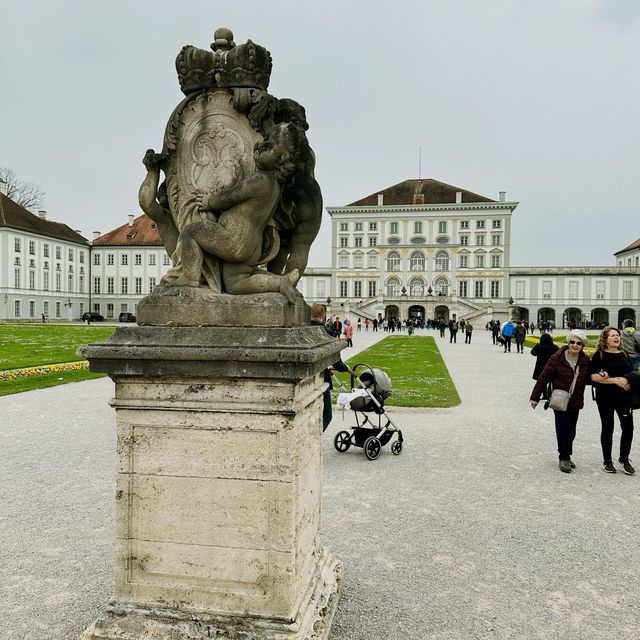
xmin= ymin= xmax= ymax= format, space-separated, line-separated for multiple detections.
xmin=530 ymin=330 xmax=591 ymax=473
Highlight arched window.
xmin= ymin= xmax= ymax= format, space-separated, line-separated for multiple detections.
xmin=386 ymin=276 xmax=401 ymax=298
xmin=409 ymin=277 xmax=425 ymax=297
xmin=435 ymin=250 xmax=449 ymax=272
xmin=433 ymin=276 xmax=449 ymax=296
xmin=409 ymin=251 xmax=425 ymax=271
xmin=386 ymin=251 xmax=401 ymax=272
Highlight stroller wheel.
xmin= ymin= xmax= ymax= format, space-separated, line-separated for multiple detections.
xmin=334 ymin=431 xmax=351 ymax=452
xmin=391 ymin=440 xmax=403 ymax=455
xmin=364 ymin=436 xmax=382 ymax=460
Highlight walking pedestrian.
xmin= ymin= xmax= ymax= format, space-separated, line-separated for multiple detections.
xmin=343 ymin=319 xmax=353 ymax=347
xmin=449 ymin=319 xmax=459 ymax=344
xmin=620 ymin=319 xmax=640 ymax=372
xmin=530 ymin=330 xmax=591 ymax=473
xmin=464 ymin=321 xmax=473 ymax=344
xmin=589 ymin=326 xmax=635 ymax=474
xmin=514 ymin=321 xmax=527 ymax=354
xmin=501 ymin=320 xmax=515 ymax=352
xmin=531 ymin=333 xmax=559 ymax=399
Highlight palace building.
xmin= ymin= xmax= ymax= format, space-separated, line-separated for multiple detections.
xmin=1 ymin=177 xmax=638 ymax=327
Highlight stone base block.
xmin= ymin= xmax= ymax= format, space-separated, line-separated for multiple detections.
xmin=80 ymin=550 xmax=342 ymax=640
xmin=137 ymin=286 xmax=310 ymax=327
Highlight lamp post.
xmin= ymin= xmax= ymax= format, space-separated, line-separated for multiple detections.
xmin=64 ymin=297 xmax=73 ymax=323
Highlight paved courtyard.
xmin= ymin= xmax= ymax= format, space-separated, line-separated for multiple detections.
xmin=1 ymin=327 xmax=639 ymax=639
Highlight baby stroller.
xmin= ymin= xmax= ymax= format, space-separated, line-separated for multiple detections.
xmin=332 ymin=363 xmax=404 ymax=460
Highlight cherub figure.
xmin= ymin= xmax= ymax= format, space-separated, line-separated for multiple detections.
xmin=172 ymin=122 xmax=307 ymax=303
xmin=138 ymin=150 xmax=178 ymax=257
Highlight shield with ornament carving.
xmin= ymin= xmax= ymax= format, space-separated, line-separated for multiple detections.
xmin=162 ymin=89 xmax=262 ymax=291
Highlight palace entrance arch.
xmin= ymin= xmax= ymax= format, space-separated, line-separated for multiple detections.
xmin=618 ymin=308 xmax=636 ymax=326
xmin=385 ymin=305 xmax=400 ymax=320
xmin=434 ymin=305 xmax=449 ymax=323
xmin=408 ymin=305 xmax=425 ymax=320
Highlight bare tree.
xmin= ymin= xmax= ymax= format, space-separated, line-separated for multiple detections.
xmin=0 ymin=167 xmax=46 ymax=210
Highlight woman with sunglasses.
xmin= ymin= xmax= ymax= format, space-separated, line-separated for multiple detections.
xmin=588 ymin=326 xmax=634 ymax=474
xmin=530 ymin=330 xmax=591 ymax=473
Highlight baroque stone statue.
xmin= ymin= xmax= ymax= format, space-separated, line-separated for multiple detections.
xmin=137 ymin=27 xmax=322 ymax=325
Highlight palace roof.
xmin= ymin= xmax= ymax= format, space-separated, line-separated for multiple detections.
xmin=93 ymin=214 xmax=163 ymax=246
xmin=0 ymin=192 xmax=88 ymax=245
xmin=614 ymin=239 xmax=640 ymax=256
xmin=347 ymin=178 xmax=496 ymax=207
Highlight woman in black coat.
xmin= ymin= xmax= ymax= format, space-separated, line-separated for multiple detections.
xmin=530 ymin=330 xmax=591 ymax=473
xmin=531 ymin=332 xmax=559 ymax=384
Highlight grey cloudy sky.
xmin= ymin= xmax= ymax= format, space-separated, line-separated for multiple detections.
xmin=2 ymin=0 xmax=638 ymax=268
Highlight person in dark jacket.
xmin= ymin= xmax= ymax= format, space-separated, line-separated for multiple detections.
xmin=531 ymin=333 xmax=559 ymax=396
xmin=530 ymin=330 xmax=591 ymax=473
xmin=589 ymin=326 xmax=634 ymax=474
xmin=311 ymin=304 xmax=354 ymax=432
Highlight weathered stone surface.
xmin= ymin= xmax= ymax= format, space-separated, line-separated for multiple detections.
xmin=78 ymin=324 xmax=344 ymax=380
xmin=78 ymin=326 xmax=343 ymax=639
xmin=136 ymin=286 xmax=310 ymax=328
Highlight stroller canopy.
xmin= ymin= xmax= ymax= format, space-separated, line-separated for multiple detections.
xmin=360 ymin=368 xmax=393 ymax=400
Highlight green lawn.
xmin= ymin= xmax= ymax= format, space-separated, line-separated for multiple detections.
xmin=0 ymin=369 xmax=106 ymax=397
xmin=333 ymin=335 xmax=460 ymax=408
xmin=0 ymin=324 xmax=115 ymax=370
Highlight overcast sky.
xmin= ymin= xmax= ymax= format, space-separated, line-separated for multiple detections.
xmin=2 ymin=0 xmax=638 ymax=267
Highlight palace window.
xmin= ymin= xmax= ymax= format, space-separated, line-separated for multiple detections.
xmin=491 ymin=254 xmax=501 ymax=268
xmin=476 ymin=234 xmax=485 ymax=246
xmin=121 ymin=277 xmax=129 ymax=294
xmin=595 ymin=280 xmax=605 ymax=299
xmin=340 ymin=222 xmax=348 ymax=231
xmin=492 ymin=220 xmax=502 ymax=229
xmin=490 ymin=280 xmax=500 ymax=298
xmin=515 ymin=281 xmax=525 ymax=299
xmin=475 ymin=281 xmax=484 ymax=298
xmin=542 ymin=281 xmax=552 ymax=299
xmin=339 ymin=237 xmax=348 ymax=247
xmin=369 ymin=222 xmax=377 ymax=231
xmin=369 ymin=236 xmax=377 ymax=247
xmin=55 ymin=246 xmax=61 ymax=260
xmin=368 ymin=280 xmax=377 ymax=297
xmin=29 ymin=271 xmax=35 ymax=289
xmin=107 ymin=277 xmax=114 ymax=294
xmin=368 ymin=253 xmax=378 ymax=269
xmin=414 ymin=221 xmax=423 ymax=234
xmin=568 ymin=280 xmax=578 ymax=299
xmin=438 ymin=221 xmax=447 ymax=234
xmin=149 ymin=277 xmax=157 ymax=292
xmin=475 ymin=254 xmax=485 ymax=268
xmin=338 ymin=254 xmax=348 ymax=268
xmin=409 ymin=277 xmax=424 ymax=297
xmin=354 ymin=236 xmax=363 ymax=247
xmin=43 ymin=271 xmax=49 ymax=290
xmin=135 ymin=254 xmax=142 ymax=266
xmin=68 ymin=248 xmax=74 ymax=261
xmin=386 ymin=251 xmax=401 ymax=272
xmin=121 ymin=254 xmax=129 ymax=266
xmin=459 ymin=280 xmax=468 ymax=297
xmin=390 ymin=221 xmax=399 ymax=234
xmin=107 ymin=253 xmax=115 ymax=265
xmin=29 ymin=241 xmax=36 ymax=255
xmin=55 ymin=273 xmax=61 ymax=291
xmin=14 ymin=238 xmax=22 ymax=252
xmin=386 ymin=277 xmax=401 ymax=298
xmin=476 ymin=220 xmax=485 ymax=229
xmin=460 ymin=220 xmax=469 ymax=229
xmin=460 ymin=235 xmax=469 ymax=246
xmin=163 ymin=254 xmax=171 ymax=265
xmin=409 ymin=251 xmax=425 ymax=271
xmin=353 ymin=254 xmax=364 ymax=268
xmin=149 ymin=253 xmax=156 ymax=266
xmin=435 ymin=251 xmax=449 ymax=271
xmin=433 ymin=277 xmax=448 ymax=296
xmin=43 ymin=244 xmax=50 ymax=257
xmin=622 ymin=281 xmax=632 ymax=300
xmin=492 ymin=234 xmax=501 ymax=246
xmin=93 ymin=253 xmax=101 ymax=266
xmin=354 ymin=280 xmax=362 ymax=297
xmin=355 ymin=222 xmax=363 ymax=231
xmin=339 ymin=280 xmax=348 ymax=297
xmin=93 ymin=277 xmax=101 ymax=294
xmin=15 ymin=300 xmax=21 ymax=318
xmin=135 ymin=277 xmax=143 ymax=294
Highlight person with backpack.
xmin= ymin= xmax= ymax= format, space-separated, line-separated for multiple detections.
xmin=464 ymin=321 xmax=473 ymax=344
xmin=501 ymin=320 xmax=516 ymax=353
xmin=620 ymin=319 xmax=640 ymax=372
xmin=449 ymin=319 xmax=459 ymax=343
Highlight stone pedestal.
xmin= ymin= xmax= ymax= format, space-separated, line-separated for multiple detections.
xmin=78 ymin=326 xmax=343 ymax=640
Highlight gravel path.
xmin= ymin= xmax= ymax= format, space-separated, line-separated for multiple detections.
xmin=1 ymin=327 xmax=638 ymax=639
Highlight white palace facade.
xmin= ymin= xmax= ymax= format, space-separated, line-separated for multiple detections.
xmin=1 ymin=177 xmax=638 ymax=327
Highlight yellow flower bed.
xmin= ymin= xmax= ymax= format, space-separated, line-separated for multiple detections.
xmin=0 ymin=360 xmax=89 ymax=381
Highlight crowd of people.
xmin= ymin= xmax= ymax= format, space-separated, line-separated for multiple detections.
xmin=529 ymin=320 xmax=640 ymax=475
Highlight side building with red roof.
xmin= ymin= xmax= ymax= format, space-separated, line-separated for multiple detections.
xmin=0 ymin=186 xmax=90 ymax=321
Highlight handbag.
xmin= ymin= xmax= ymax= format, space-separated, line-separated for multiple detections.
xmin=549 ymin=364 xmax=579 ymax=412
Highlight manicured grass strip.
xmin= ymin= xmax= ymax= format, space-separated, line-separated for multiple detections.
xmin=0 ymin=324 xmax=114 ymax=370
xmin=333 ymin=335 xmax=460 ymax=408
xmin=0 ymin=369 xmax=106 ymax=397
